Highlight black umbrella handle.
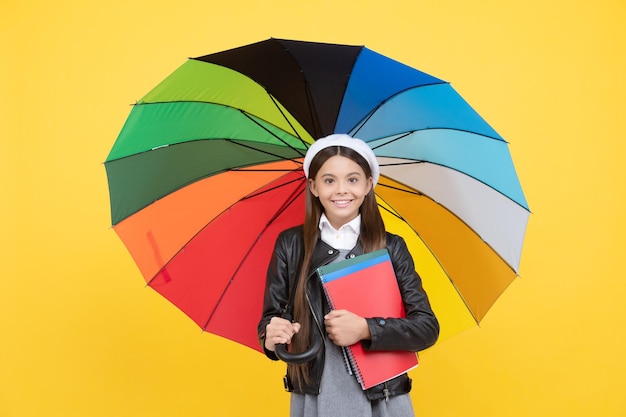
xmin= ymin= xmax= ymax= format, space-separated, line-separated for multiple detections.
xmin=274 ymin=257 xmax=324 ymax=365
xmin=273 ymin=309 xmax=324 ymax=364
xmin=274 ymin=332 xmax=323 ymax=364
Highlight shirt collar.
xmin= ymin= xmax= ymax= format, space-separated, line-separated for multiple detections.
xmin=319 ymin=213 xmax=361 ymax=233
xmin=318 ymin=214 xmax=361 ymax=249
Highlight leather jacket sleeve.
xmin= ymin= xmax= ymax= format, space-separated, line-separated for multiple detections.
xmin=257 ymin=227 xmax=304 ymax=360
xmin=362 ymin=234 xmax=439 ymax=352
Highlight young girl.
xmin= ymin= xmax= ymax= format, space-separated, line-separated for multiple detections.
xmin=258 ymin=134 xmax=439 ymax=417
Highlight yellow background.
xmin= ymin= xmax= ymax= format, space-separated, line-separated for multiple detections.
xmin=2 ymin=0 xmax=625 ymax=416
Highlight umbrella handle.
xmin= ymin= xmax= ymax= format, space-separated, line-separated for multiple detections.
xmin=274 ymin=332 xmax=324 ymax=364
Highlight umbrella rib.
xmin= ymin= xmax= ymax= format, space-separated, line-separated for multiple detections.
xmin=362 ymin=128 xmax=507 ymax=148
xmin=303 ymin=80 xmax=322 ymax=138
xmin=367 ymin=131 xmax=413 ymax=150
xmin=239 ymin=175 xmax=304 ymax=200
xmin=265 ymin=94 xmax=310 ymax=147
xmin=349 ymin=83 xmax=447 ymax=136
xmin=238 ymin=110 xmax=308 ymax=158
xmin=376 ymin=182 xmax=424 ymax=197
xmin=224 ymin=139 xmax=305 ymax=167
xmin=201 ymin=181 xmax=306 ymax=331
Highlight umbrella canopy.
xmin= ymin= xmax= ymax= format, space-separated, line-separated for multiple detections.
xmin=105 ymin=38 xmax=529 ymax=352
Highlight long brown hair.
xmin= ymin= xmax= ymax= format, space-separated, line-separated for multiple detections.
xmin=287 ymin=145 xmax=386 ymax=388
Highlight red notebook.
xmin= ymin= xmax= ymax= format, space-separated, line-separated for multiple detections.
xmin=317 ymin=249 xmax=418 ymax=390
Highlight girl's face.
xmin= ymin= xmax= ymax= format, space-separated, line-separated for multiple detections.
xmin=308 ymin=155 xmax=373 ymax=230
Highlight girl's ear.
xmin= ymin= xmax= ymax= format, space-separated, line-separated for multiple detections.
xmin=308 ymin=178 xmax=319 ymax=197
xmin=366 ymin=176 xmax=373 ymax=194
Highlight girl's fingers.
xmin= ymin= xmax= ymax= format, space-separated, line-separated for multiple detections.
xmin=266 ymin=317 xmax=301 ymax=343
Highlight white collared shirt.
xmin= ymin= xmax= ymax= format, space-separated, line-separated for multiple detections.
xmin=318 ymin=213 xmax=361 ymax=250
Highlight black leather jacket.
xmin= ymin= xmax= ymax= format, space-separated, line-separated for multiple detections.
xmin=258 ymin=226 xmax=439 ymax=400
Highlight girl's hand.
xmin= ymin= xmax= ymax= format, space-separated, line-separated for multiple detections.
xmin=264 ymin=317 xmax=301 ymax=351
xmin=324 ymin=309 xmax=371 ymax=347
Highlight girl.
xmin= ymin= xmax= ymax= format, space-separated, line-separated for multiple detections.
xmin=258 ymin=134 xmax=439 ymax=417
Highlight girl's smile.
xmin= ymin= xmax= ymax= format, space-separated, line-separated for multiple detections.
xmin=332 ymin=199 xmax=352 ymax=207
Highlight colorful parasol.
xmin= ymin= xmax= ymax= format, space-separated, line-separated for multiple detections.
xmin=105 ymin=38 xmax=529 ymax=352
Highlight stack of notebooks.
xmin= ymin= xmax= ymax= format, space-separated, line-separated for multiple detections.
xmin=317 ymin=249 xmax=418 ymax=390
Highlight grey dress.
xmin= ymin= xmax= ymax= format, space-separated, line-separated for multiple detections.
xmin=289 ymin=250 xmax=415 ymax=417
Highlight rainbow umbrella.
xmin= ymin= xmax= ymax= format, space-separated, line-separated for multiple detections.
xmin=105 ymin=38 xmax=529 ymax=352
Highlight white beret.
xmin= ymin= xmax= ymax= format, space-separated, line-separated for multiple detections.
xmin=303 ymin=134 xmax=380 ymax=186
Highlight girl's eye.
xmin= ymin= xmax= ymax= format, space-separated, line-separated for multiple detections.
xmin=324 ymin=178 xmax=334 ymax=184
xmin=348 ymin=177 xmax=358 ymax=183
